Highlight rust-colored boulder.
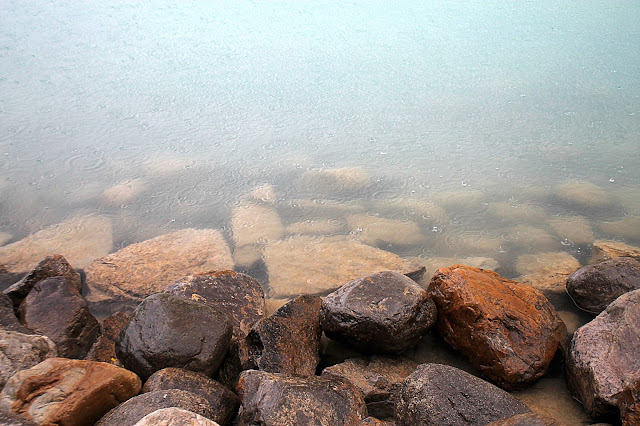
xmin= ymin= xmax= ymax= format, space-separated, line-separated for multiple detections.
xmin=428 ymin=265 xmax=566 ymax=390
xmin=86 ymin=312 xmax=132 ymax=366
xmin=0 ymin=358 xmax=141 ymax=426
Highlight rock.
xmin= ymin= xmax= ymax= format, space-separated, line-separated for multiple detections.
xmin=0 ymin=357 xmax=141 ymax=426
xmin=0 ymin=214 xmax=113 ymax=273
xmin=566 ymin=257 xmax=640 ymax=313
xmin=18 ymin=276 xmax=100 ymax=359
xmin=554 ymin=180 xmax=613 ymax=210
xmin=516 ymin=252 xmax=581 ymax=305
xmin=566 ymin=289 xmax=640 ymax=421
xmin=0 ymin=293 xmax=30 ymax=334
xmin=232 ymin=245 xmax=262 ymax=270
xmin=430 ymin=190 xmax=485 ymax=211
xmin=263 ymin=235 xmax=425 ymax=298
xmin=279 ymin=199 xmax=365 ymax=220
xmin=416 ymin=256 xmax=499 ymax=285
xmin=396 ymin=363 xmax=530 ymax=425
xmin=547 ymin=216 xmax=594 ymax=245
xmin=487 ymin=202 xmax=548 ymax=223
xmin=592 ymin=240 xmax=640 ymax=263
xmin=486 ymin=413 xmax=562 ymax=425
xmin=0 ymin=330 xmax=57 ymax=389
xmin=237 ymin=370 xmax=367 ymax=426
xmin=85 ymin=228 xmax=234 ymax=303
xmin=504 ymin=226 xmax=560 ymax=252
xmin=133 ymin=407 xmax=220 ymax=426
xmin=600 ymin=216 xmax=640 ymax=241
xmin=428 ymin=265 xmax=566 ymax=390
xmin=3 ymin=254 xmax=81 ymax=310
xmin=231 ymin=203 xmax=284 ymax=267
xmin=322 ymin=356 xmax=418 ymax=419
xmin=96 ymin=389 xmax=212 ymax=426
xmin=300 ymin=167 xmax=371 ymax=193
xmin=440 ymin=231 xmax=502 ymax=257
xmin=0 ymin=410 xmax=38 ymax=426
xmin=321 ymin=271 xmax=436 ymax=353
xmin=376 ymin=198 xmax=447 ymax=225
xmin=285 ymin=219 xmax=347 ymax=235
xmin=86 ymin=312 xmax=132 ymax=367
xmin=248 ymin=183 xmax=276 ymax=205
xmin=0 ymin=232 xmax=12 ymax=247
xmin=360 ymin=417 xmax=395 ymax=425
xmin=167 ymin=270 xmax=265 ymax=340
xmin=99 ymin=178 xmax=149 ymax=207
xmin=347 ymin=214 xmax=425 ymax=246
xmin=143 ymin=368 xmax=239 ymax=426
xmin=116 ymin=293 xmax=232 ymax=381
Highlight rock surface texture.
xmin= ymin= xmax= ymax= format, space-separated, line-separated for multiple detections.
xmin=428 ymin=265 xmax=566 ymax=390
xmin=0 ymin=293 xmax=31 ymax=334
xmin=486 ymin=412 xmax=563 ymax=425
xmin=116 ymin=293 xmax=232 ymax=380
xmin=85 ymin=312 xmax=132 ymax=366
xmin=0 ymin=358 xmax=141 ymax=426
xmin=132 ymin=407 xmax=221 ymax=426
xmin=0 ymin=329 xmax=57 ymax=389
xmin=592 ymin=240 xmax=640 ymax=263
xmin=395 ymin=363 xmax=531 ymax=425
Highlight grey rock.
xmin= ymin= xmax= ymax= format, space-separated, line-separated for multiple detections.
xmin=0 ymin=293 xmax=31 ymax=334
xmin=0 ymin=410 xmax=38 ymax=426
xmin=0 ymin=329 xmax=57 ymax=389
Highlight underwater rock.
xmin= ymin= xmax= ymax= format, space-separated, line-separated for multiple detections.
xmin=416 ymin=256 xmax=499 ymax=284
xmin=554 ymin=180 xmax=613 ymax=210
xmin=99 ymin=178 xmax=149 ymax=207
xmin=132 ymin=408 xmax=220 ymax=426
xmin=248 ymin=183 xmax=276 ymax=205
xmin=231 ymin=203 xmax=284 ymax=268
xmin=430 ymin=189 xmax=486 ymax=212
xmin=440 ymin=232 xmax=502 ymax=257
xmin=85 ymin=228 xmax=233 ymax=303
xmin=592 ymin=239 xmax=640 ymax=263
xmin=516 ymin=251 xmax=581 ymax=305
xmin=285 ymin=218 xmax=347 ymax=235
xmin=600 ymin=216 xmax=640 ymax=242
xmin=279 ymin=198 xmax=365 ymax=220
xmin=0 ymin=330 xmax=57 ymax=389
xmin=300 ymin=167 xmax=371 ymax=194
xmin=347 ymin=214 xmax=425 ymax=246
xmin=85 ymin=312 xmax=131 ymax=367
xmin=547 ymin=215 xmax=594 ymax=245
xmin=376 ymin=198 xmax=448 ymax=225
xmin=487 ymin=202 xmax=548 ymax=224
xmin=504 ymin=225 xmax=560 ymax=252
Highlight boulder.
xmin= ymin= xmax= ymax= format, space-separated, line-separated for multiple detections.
xmin=600 ymin=216 xmax=640 ymax=241
xmin=417 ymin=256 xmax=499 ymax=284
xmin=85 ymin=228 xmax=234 ymax=303
xmin=167 ymin=270 xmax=265 ymax=340
xmin=143 ymin=368 xmax=239 ymax=426
xmin=428 ymin=265 xmax=566 ymax=390
xmin=0 ymin=358 xmax=141 ymax=426
xmin=566 ymin=257 xmax=640 ymax=313
xmin=133 ymin=408 xmax=220 ymax=426
xmin=96 ymin=389 xmax=212 ymax=426
xmin=554 ymin=180 xmax=613 ymax=210
xmin=0 ymin=293 xmax=30 ymax=334
xmin=395 ymin=363 xmax=530 ymax=425
xmin=486 ymin=413 xmax=562 ymax=425
xmin=0 ymin=410 xmax=38 ymax=426
xmin=300 ymin=167 xmax=371 ymax=194
xmin=360 ymin=417 xmax=395 ymax=426
xmin=85 ymin=312 xmax=132 ymax=367
xmin=18 ymin=276 xmax=100 ymax=359
xmin=264 ymin=235 xmax=425 ymax=299
xmin=592 ymin=240 xmax=640 ymax=263
xmin=547 ymin=215 xmax=594 ymax=245
xmin=237 ymin=370 xmax=367 ymax=426
xmin=99 ymin=178 xmax=149 ymax=207
xmin=346 ymin=214 xmax=425 ymax=246
xmin=116 ymin=293 xmax=232 ymax=381
xmin=0 ymin=330 xmax=57 ymax=389
xmin=566 ymin=289 xmax=640 ymax=421
xmin=516 ymin=252 xmax=581 ymax=306
xmin=231 ymin=203 xmax=284 ymax=268
xmin=321 ymin=271 xmax=436 ymax=354
xmin=486 ymin=202 xmax=548 ymax=223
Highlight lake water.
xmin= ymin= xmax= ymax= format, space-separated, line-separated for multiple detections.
xmin=1 ymin=1 xmax=639 ymax=423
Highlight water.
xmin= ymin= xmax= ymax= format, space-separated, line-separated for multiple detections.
xmin=1 ymin=1 xmax=639 ymax=423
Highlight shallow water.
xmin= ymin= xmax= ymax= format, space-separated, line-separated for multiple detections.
xmin=1 ymin=1 xmax=639 ymax=423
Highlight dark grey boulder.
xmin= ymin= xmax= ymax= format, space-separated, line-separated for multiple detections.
xmin=0 ymin=293 xmax=31 ymax=334
xmin=396 ymin=363 xmax=530 ymax=425
xmin=115 ymin=293 xmax=232 ymax=381
xmin=566 ymin=257 xmax=640 ymax=313
xmin=321 ymin=271 xmax=436 ymax=353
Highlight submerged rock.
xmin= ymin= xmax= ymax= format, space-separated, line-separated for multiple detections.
xmin=231 ymin=203 xmax=284 ymax=268
xmin=416 ymin=256 xmax=499 ymax=284
xmin=547 ymin=215 xmax=594 ymax=245
xmin=486 ymin=413 xmax=562 ymax=425
xmin=554 ymin=180 xmax=613 ymax=210
xmin=487 ymin=202 xmax=548 ymax=224
xmin=504 ymin=225 xmax=560 ymax=252
xmin=300 ymin=167 xmax=371 ymax=194
xmin=592 ymin=240 xmax=640 ymax=263
xmin=347 ymin=214 xmax=425 ymax=246
xmin=99 ymin=178 xmax=149 ymax=207
xmin=0 ymin=330 xmax=57 ymax=389
xmin=600 ymin=216 xmax=640 ymax=242
xmin=285 ymin=219 xmax=347 ymax=236
xmin=516 ymin=251 xmax=581 ymax=305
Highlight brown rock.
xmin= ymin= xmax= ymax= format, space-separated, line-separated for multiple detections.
xmin=0 ymin=358 xmax=141 ymax=426
xmin=133 ymin=408 xmax=220 ymax=426
xmin=600 ymin=216 xmax=640 ymax=241
xmin=360 ymin=417 xmax=395 ymax=426
xmin=86 ymin=312 xmax=132 ymax=366
xmin=428 ymin=265 xmax=566 ymax=390
xmin=592 ymin=240 xmax=640 ymax=263
xmin=0 ymin=330 xmax=57 ymax=389
xmin=0 ymin=293 xmax=31 ymax=334
xmin=486 ymin=412 xmax=564 ymax=425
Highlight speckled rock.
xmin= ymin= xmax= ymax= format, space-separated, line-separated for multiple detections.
xmin=133 ymin=408 xmax=220 ymax=426
xmin=86 ymin=312 xmax=131 ymax=367
xmin=0 ymin=410 xmax=38 ymax=426
xmin=360 ymin=417 xmax=395 ymax=425
xmin=0 ymin=330 xmax=57 ymax=389
xmin=396 ymin=363 xmax=530 ymax=425
xmin=486 ymin=412 xmax=563 ymax=425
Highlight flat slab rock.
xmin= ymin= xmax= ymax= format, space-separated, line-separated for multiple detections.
xmin=396 ymin=363 xmax=531 ymax=426
xmin=428 ymin=265 xmax=566 ymax=390
xmin=0 ymin=330 xmax=57 ymax=389
xmin=85 ymin=228 xmax=234 ymax=303
xmin=133 ymin=408 xmax=220 ymax=426
xmin=237 ymin=370 xmax=367 ymax=426
xmin=263 ymin=235 xmax=425 ymax=298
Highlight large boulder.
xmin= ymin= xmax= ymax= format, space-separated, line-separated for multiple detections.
xmin=0 ymin=410 xmax=38 ymax=426
xmin=428 ymin=265 xmax=566 ymax=390
xmin=395 ymin=363 xmax=530 ymax=425
xmin=85 ymin=312 xmax=132 ymax=367
xmin=0 ymin=330 xmax=57 ymax=389
xmin=566 ymin=289 xmax=640 ymax=421
xmin=85 ymin=228 xmax=234 ymax=303
xmin=18 ymin=276 xmax=100 ymax=359
xmin=115 ymin=293 xmax=232 ymax=381
xmin=321 ymin=271 xmax=436 ymax=354
xmin=133 ymin=408 xmax=220 ymax=426
xmin=237 ymin=370 xmax=367 ymax=426
xmin=0 ymin=358 xmax=141 ymax=426
xmin=231 ymin=203 xmax=284 ymax=269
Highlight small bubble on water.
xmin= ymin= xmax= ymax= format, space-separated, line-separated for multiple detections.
xmin=609 ymin=178 xmax=615 ymax=183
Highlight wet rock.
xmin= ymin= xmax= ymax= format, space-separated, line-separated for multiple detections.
xmin=547 ymin=215 xmax=594 ymax=245
xmin=566 ymin=289 xmax=640 ymax=421
xmin=0 ymin=214 xmax=113 ymax=273
xmin=600 ymin=216 xmax=640 ymax=242
xmin=86 ymin=312 xmax=132 ymax=367
xmin=0 ymin=330 xmax=57 ymax=389
xmin=231 ymin=203 xmax=284 ymax=268
xmin=237 ymin=370 xmax=367 ymax=426
xmin=99 ymin=178 xmax=149 ymax=207
xmin=592 ymin=240 xmax=640 ymax=263
xmin=441 ymin=231 xmax=502 ymax=257
xmin=143 ymin=368 xmax=239 ymax=426
xmin=428 ymin=265 xmax=566 ymax=390
xmin=554 ymin=180 xmax=613 ymax=210
xmin=18 ymin=276 xmax=100 ymax=359
xmin=566 ymin=257 xmax=640 ymax=313
xmin=264 ymin=235 xmax=425 ymax=298
xmin=431 ymin=190 xmax=486 ymax=211
xmin=322 ymin=356 xmax=418 ymax=419
xmin=0 ymin=357 xmax=141 ymax=426
xmin=360 ymin=417 xmax=394 ymax=425
xmin=376 ymin=198 xmax=448 ymax=225
xmin=300 ymin=167 xmax=371 ymax=194
xmin=416 ymin=256 xmax=499 ymax=284
xmin=486 ymin=412 xmax=562 ymax=425
xmin=347 ymin=214 xmax=425 ymax=246
xmin=285 ymin=219 xmax=347 ymax=235
xmin=96 ymin=389 xmax=212 ymax=426
xmin=321 ymin=271 xmax=436 ymax=354
xmin=0 ymin=293 xmax=30 ymax=333
xmin=516 ymin=252 xmax=581 ymax=305
xmin=133 ymin=407 xmax=220 ymax=426
xmin=395 ymin=363 xmax=530 ymax=425
xmin=487 ymin=202 xmax=548 ymax=223
xmin=85 ymin=228 xmax=234 ymax=303
xmin=116 ymin=293 xmax=232 ymax=381
xmin=167 ymin=270 xmax=265 ymax=340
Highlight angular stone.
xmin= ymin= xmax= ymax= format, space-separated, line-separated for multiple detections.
xmin=18 ymin=276 xmax=99 ymax=359
xmin=428 ymin=265 xmax=566 ymax=390
xmin=0 ymin=293 xmax=30 ymax=334
xmin=566 ymin=289 xmax=640 ymax=421
xmin=86 ymin=312 xmax=132 ymax=367
xmin=600 ymin=216 xmax=640 ymax=241
xmin=116 ymin=293 xmax=232 ymax=381
xmin=347 ymin=214 xmax=425 ymax=246
xmin=133 ymin=408 xmax=220 ymax=426
xmin=167 ymin=270 xmax=265 ymax=340
xmin=322 ymin=356 xmax=418 ymax=419
xmin=547 ymin=215 xmax=594 ymax=245
xmin=96 ymin=389 xmax=212 ymax=426
xmin=395 ymin=364 xmax=530 ymax=425
xmin=486 ymin=413 xmax=562 ymax=425
xmin=237 ymin=370 xmax=367 ymax=426
xmin=321 ymin=271 xmax=436 ymax=354
xmin=85 ymin=229 xmax=234 ymax=303
xmin=143 ymin=368 xmax=239 ymax=426
xmin=0 ymin=330 xmax=57 ymax=389
xmin=263 ymin=235 xmax=425 ymax=298
xmin=0 ymin=358 xmax=141 ymax=426
xmin=516 ymin=252 xmax=581 ymax=305
xmin=566 ymin=257 xmax=640 ymax=313
xmin=592 ymin=240 xmax=640 ymax=263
